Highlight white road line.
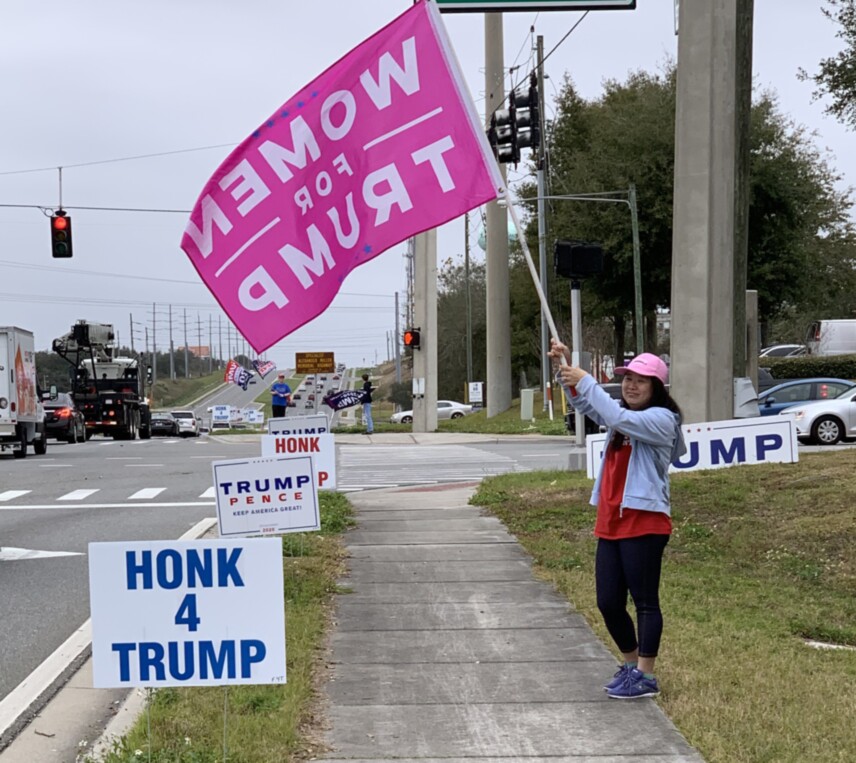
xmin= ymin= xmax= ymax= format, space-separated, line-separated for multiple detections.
xmin=57 ymin=489 xmax=100 ymax=501
xmin=0 ymin=490 xmax=31 ymax=502
xmin=0 ymin=547 xmax=83 ymax=561
xmin=199 ymin=486 xmax=216 ymax=498
xmin=128 ymin=487 xmax=167 ymax=500
xmin=0 ymin=501 xmax=215 ymax=511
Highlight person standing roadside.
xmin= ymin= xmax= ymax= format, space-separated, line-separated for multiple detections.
xmin=360 ymin=373 xmax=374 ymax=434
xmin=549 ymin=340 xmax=685 ymax=699
xmin=270 ymin=372 xmax=292 ymax=418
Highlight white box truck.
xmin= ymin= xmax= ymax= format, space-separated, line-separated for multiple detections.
xmin=806 ymin=319 xmax=856 ymax=356
xmin=0 ymin=327 xmax=48 ymax=458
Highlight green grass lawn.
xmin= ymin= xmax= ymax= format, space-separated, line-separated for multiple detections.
xmin=471 ymin=452 xmax=856 ymax=763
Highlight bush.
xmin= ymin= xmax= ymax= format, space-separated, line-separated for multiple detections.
xmin=762 ymin=354 xmax=856 ymax=380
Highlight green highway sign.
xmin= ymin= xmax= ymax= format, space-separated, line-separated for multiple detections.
xmin=437 ymin=0 xmax=635 ymax=12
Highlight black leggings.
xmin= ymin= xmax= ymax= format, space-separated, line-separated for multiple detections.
xmin=595 ymin=534 xmax=669 ymax=658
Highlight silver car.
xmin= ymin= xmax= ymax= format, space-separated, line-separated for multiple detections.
xmin=390 ymin=400 xmax=473 ymax=424
xmin=170 ymin=410 xmax=200 ymax=437
xmin=778 ymin=387 xmax=856 ymax=444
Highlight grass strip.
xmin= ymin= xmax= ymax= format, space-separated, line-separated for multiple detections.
xmin=89 ymin=491 xmax=354 ymax=763
xmin=471 ymin=451 xmax=856 ymax=763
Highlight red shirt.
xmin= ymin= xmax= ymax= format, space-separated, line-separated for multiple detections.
xmin=595 ymin=438 xmax=672 ymax=540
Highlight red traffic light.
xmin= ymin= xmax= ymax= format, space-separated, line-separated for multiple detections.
xmin=50 ymin=210 xmax=73 ymax=258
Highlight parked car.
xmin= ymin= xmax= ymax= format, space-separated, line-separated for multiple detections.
xmin=171 ymin=410 xmax=200 ymax=437
xmin=758 ymin=378 xmax=855 ymax=416
xmin=150 ymin=412 xmax=180 ymax=437
xmin=759 ymin=344 xmax=807 ymax=358
xmin=390 ymin=400 xmax=473 ymax=424
xmin=43 ymin=393 xmax=86 ymax=443
xmin=778 ymin=386 xmax=856 ymax=444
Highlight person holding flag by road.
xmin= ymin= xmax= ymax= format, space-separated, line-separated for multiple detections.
xmin=549 ymin=341 xmax=685 ymax=700
xmin=270 ymin=373 xmax=292 ymax=418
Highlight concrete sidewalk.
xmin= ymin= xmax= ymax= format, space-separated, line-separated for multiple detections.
xmin=316 ymin=483 xmax=704 ymax=762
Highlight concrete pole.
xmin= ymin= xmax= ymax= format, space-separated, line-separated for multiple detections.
xmin=168 ymin=304 xmax=175 ymax=380
xmin=485 ymin=12 xmax=511 ymax=417
xmin=671 ymin=0 xmax=747 ymax=423
xmin=183 ymin=308 xmax=190 ymax=378
xmin=394 ymin=291 xmax=401 ymax=384
xmin=413 ymin=230 xmax=438 ymax=432
xmin=465 ymin=213 xmax=473 ymax=384
xmin=152 ymin=303 xmax=157 ymax=387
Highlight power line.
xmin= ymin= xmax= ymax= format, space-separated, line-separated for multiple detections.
xmin=0 ymin=143 xmax=236 ymax=177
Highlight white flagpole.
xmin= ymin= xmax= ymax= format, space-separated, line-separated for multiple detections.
xmin=504 ymin=187 xmax=568 ymax=367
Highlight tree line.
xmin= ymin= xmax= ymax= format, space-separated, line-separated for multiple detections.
xmin=435 ymin=61 xmax=856 ymax=401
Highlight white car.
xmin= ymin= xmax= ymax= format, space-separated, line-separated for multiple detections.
xmin=778 ymin=387 xmax=856 ymax=445
xmin=389 ymin=400 xmax=473 ymax=424
xmin=170 ymin=410 xmax=200 ymax=437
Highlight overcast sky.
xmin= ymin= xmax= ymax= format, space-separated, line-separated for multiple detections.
xmin=0 ymin=1 xmax=849 ymax=369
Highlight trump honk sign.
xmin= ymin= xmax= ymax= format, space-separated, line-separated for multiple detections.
xmin=181 ymin=0 xmax=503 ymax=352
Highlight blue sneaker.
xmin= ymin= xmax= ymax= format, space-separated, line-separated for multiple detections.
xmin=603 ymin=664 xmax=631 ymax=692
xmin=607 ymin=668 xmax=660 ymax=699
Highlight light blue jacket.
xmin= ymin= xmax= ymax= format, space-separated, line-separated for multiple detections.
xmin=564 ymin=374 xmax=686 ymax=516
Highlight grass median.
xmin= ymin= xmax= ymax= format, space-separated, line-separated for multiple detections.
xmin=471 ymin=450 xmax=856 ymax=763
xmin=90 ymin=492 xmax=354 ymax=763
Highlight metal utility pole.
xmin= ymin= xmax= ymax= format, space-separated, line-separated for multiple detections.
xmin=464 ymin=212 xmax=473 ymax=384
xmin=151 ymin=304 xmax=157 ymax=381
xmin=129 ymin=314 xmax=135 ymax=354
xmin=628 ymin=184 xmax=643 ymax=355
xmin=183 ymin=308 xmax=190 ymax=378
xmin=208 ymin=314 xmax=213 ymax=373
xmin=218 ymin=314 xmax=223 ymax=369
xmin=394 ymin=291 xmax=401 ymax=383
xmin=536 ymin=35 xmax=550 ymax=413
xmin=168 ymin=304 xmax=175 ymax=380
xmin=485 ymin=12 xmax=511 ymax=417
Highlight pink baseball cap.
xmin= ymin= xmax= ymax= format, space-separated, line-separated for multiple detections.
xmin=614 ymin=353 xmax=669 ymax=385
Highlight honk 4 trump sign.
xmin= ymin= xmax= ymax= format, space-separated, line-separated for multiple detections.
xmin=181 ymin=0 xmax=503 ymax=352
xmin=89 ymin=538 xmax=286 ymax=687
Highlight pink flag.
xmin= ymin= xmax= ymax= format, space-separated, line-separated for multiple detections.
xmin=181 ymin=0 xmax=504 ymax=353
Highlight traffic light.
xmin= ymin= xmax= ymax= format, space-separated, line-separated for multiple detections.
xmin=403 ymin=327 xmax=421 ymax=350
xmin=486 ymin=72 xmax=540 ymax=166
xmin=50 ymin=210 xmax=73 ymax=258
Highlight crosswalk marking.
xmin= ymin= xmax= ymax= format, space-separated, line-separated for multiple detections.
xmin=0 ymin=490 xmax=31 ymax=502
xmin=199 ymin=487 xmax=216 ymax=498
xmin=57 ymin=489 xmax=100 ymax=501
xmin=128 ymin=488 xmax=167 ymax=500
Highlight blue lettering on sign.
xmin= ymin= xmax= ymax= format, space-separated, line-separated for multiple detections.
xmin=756 ymin=433 xmax=782 ymax=460
xmin=270 ymin=426 xmax=327 ymax=435
xmin=111 ymin=639 xmax=267 ymax=682
xmin=673 ymin=441 xmax=700 ymax=469
xmin=125 ymin=548 xmax=244 ymax=590
xmin=711 ymin=438 xmax=746 ymax=465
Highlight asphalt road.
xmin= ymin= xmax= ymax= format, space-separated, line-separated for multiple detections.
xmin=0 ymin=433 xmax=259 ymax=701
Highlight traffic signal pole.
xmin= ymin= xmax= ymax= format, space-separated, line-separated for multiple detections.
xmin=412 ymin=230 xmax=438 ymax=432
xmin=536 ymin=36 xmax=550 ymax=415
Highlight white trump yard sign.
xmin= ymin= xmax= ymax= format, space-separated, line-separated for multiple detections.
xmin=261 ymin=433 xmax=337 ymax=490
xmin=267 ymin=413 xmax=329 ymax=436
xmin=89 ymin=538 xmax=286 ymax=688
xmin=212 ymin=455 xmax=320 ymax=538
xmin=586 ymin=415 xmax=799 ymax=479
